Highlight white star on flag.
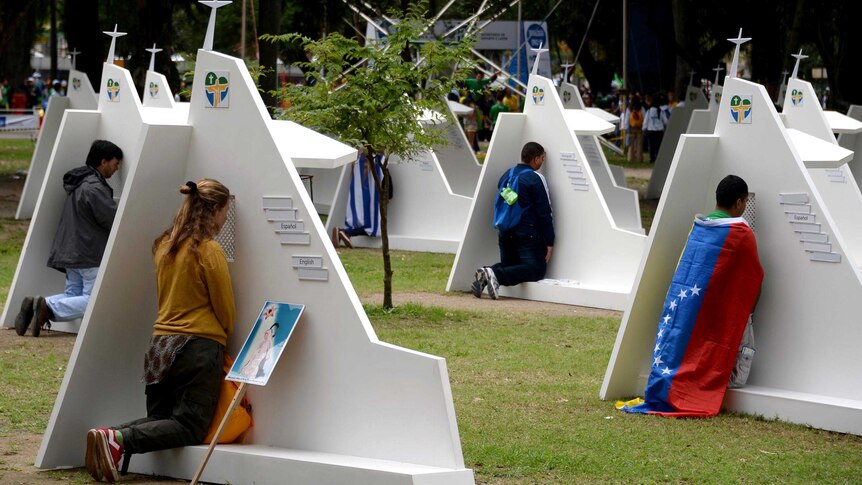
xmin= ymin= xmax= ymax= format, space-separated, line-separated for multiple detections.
xmin=662 ymin=314 xmax=671 ymax=324
xmin=678 ymin=289 xmax=688 ymax=299
xmin=669 ymin=300 xmax=677 ymax=311
xmin=661 ymin=367 xmax=673 ymax=375
xmin=691 ymin=284 xmax=701 ymax=296
xmin=654 ymin=344 xmax=661 ymax=352
xmin=657 ymin=329 xmax=664 ymax=338
xmin=653 ymin=356 xmax=664 ymax=366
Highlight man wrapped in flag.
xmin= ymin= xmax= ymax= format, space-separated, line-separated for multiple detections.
xmin=622 ymin=175 xmax=763 ymax=417
xmin=334 ymin=152 xmax=385 ymax=247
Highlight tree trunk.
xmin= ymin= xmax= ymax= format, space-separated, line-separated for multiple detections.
xmin=258 ymin=0 xmax=282 ymax=114
xmin=364 ymin=147 xmax=394 ymax=309
xmin=0 ymin=1 xmax=41 ymax=92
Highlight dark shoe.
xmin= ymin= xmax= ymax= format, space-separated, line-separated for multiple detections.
xmin=471 ymin=268 xmax=487 ymax=298
xmin=14 ymin=297 xmax=34 ymax=336
xmin=31 ymin=296 xmax=53 ymax=338
xmin=338 ymin=229 xmax=353 ymax=248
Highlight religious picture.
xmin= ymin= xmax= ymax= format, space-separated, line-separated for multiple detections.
xmin=228 ymin=301 xmax=304 ymax=386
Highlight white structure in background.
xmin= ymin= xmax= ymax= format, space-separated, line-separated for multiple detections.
xmin=5 ymin=11 xmax=473 ymax=484
xmin=558 ymin=80 xmax=641 ymax=224
xmin=838 ymin=104 xmax=862 ymax=187
xmin=319 ymin=100 xmax=482 ymax=253
xmin=645 ymin=74 xmax=709 ymax=199
xmin=601 ymin=34 xmax=862 ymax=436
xmin=15 ymin=54 xmax=98 ymax=220
xmin=775 ymin=70 xmax=789 ymax=108
xmin=686 ymin=65 xmax=724 ymax=135
xmin=447 ymin=67 xmax=646 ymax=311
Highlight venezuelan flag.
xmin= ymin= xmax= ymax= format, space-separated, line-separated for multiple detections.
xmin=623 ymin=217 xmax=763 ymax=417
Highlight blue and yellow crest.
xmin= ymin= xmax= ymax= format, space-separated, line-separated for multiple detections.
xmin=729 ymin=94 xmax=752 ymax=124
xmin=148 ymin=81 xmax=159 ymax=98
xmin=72 ymin=78 xmax=81 ymax=91
xmin=531 ymin=85 xmax=545 ymax=105
xmin=790 ymin=88 xmax=803 ymax=107
xmin=562 ymin=89 xmax=571 ymax=104
xmin=106 ymin=78 xmax=120 ymax=102
xmin=204 ymin=71 xmax=230 ymax=108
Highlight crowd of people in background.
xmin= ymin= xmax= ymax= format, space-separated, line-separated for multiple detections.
xmin=1 ymin=72 xmax=67 ymax=113
xmin=577 ymin=82 xmax=680 ymax=164
xmin=449 ymin=70 xmax=525 ymax=154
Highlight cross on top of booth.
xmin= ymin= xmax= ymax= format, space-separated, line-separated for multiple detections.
xmin=69 ymin=49 xmax=81 ymax=70
xmin=531 ymin=42 xmax=548 ymax=75
xmin=727 ymin=28 xmax=751 ymax=79
xmin=791 ymin=50 xmax=809 ymax=79
xmin=146 ymin=43 xmax=162 ymax=72
xmin=200 ymin=0 xmax=233 ymax=51
xmin=103 ymin=25 xmax=127 ymax=65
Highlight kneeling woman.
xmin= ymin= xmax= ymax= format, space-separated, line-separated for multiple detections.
xmin=85 ymin=179 xmax=235 ymax=483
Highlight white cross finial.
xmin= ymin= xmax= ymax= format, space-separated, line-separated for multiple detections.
xmin=199 ymin=1 xmax=232 ymax=51
xmin=727 ymin=28 xmax=751 ymax=79
xmin=791 ymin=49 xmax=808 ymax=79
xmin=69 ymin=49 xmax=82 ymax=70
xmin=146 ymin=43 xmax=163 ymax=72
xmin=530 ymin=42 xmax=549 ymax=76
xmin=560 ymin=62 xmax=574 ymax=82
xmin=712 ymin=65 xmax=725 ymax=88
xmin=103 ymin=24 xmax=127 ymax=65
xmin=780 ymin=70 xmax=790 ymax=85
xmin=688 ymin=70 xmax=696 ymax=87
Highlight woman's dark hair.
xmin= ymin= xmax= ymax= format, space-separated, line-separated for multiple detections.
xmin=716 ymin=174 xmax=749 ymax=209
xmin=85 ymin=140 xmax=123 ymax=168
xmin=153 ymin=178 xmax=230 ymax=260
xmin=521 ymin=141 xmax=545 ymax=164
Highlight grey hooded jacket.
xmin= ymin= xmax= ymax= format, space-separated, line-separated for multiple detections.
xmin=47 ymin=166 xmax=117 ymax=271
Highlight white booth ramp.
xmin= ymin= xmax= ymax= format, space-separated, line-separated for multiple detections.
xmin=645 ymin=84 xmax=709 ymax=199
xmin=15 ymin=69 xmax=99 ymax=220
xmin=321 ymin=102 xmax=480 ymax=254
xmin=447 ymin=75 xmax=646 ymax=311
xmin=781 ymin=78 xmax=862 ymax=268
xmin=559 ymin=82 xmax=640 ymax=217
xmin=34 ymin=49 xmax=473 ymax=484
xmin=600 ymin=75 xmax=862 ymax=436
xmin=837 ymin=105 xmax=862 ymax=188
xmin=1 ymin=63 xmax=146 ymax=335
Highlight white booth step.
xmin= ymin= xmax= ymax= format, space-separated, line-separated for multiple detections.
xmin=497 ymin=280 xmax=630 ymax=311
xmin=724 ymin=385 xmax=862 ymax=435
xmin=133 ymin=445 xmax=475 ymax=485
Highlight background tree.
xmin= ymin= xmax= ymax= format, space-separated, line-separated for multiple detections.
xmin=1 ymin=0 xmax=48 ymax=90
xmin=269 ymin=2 xmax=473 ymax=308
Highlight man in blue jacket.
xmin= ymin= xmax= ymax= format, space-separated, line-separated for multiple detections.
xmin=14 ymin=139 xmax=123 ymax=336
xmin=473 ymin=141 xmax=555 ymax=299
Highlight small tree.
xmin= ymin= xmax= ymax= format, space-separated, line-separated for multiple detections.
xmin=268 ymin=2 xmax=474 ymax=309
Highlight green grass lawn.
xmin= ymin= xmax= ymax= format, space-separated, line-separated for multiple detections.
xmin=0 ymin=138 xmax=37 ymax=172
xmin=1 ymin=143 xmax=861 ymax=483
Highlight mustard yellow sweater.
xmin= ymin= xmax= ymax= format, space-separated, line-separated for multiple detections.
xmin=153 ymin=239 xmax=235 ymax=346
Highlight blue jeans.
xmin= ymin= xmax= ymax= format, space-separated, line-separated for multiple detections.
xmin=45 ymin=267 xmax=99 ymax=321
xmin=491 ymin=228 xmax=547 ymax=286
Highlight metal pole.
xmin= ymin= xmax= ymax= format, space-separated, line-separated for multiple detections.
xmin=241 ymin=0 xmax=246 ymax=59
xmin=622 ymin=0 xmax=627 ymax=90
xmin=517 ymin=0 xmax=522 ymax=85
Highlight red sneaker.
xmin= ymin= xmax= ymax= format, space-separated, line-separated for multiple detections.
xmin=90 ymin=428 xmax=123 ymax=483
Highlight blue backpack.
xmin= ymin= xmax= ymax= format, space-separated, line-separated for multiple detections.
xmin=493 ymin=167 xmax=526 ymax=231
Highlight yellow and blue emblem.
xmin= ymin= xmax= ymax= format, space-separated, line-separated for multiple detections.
xmin=149 ymin=81 xmax=159 ymax=98
xmin=790 ymin=89 xmax=803 ymax=107
xmin=72 ymin=78 xmax=81 ymax=91
xmin=531 ymin=85 xmax=545 ymax=105
xmin=106 ymin=78 xmax=120 ymax=103
xmin=204 ymin=71 xmax=230 ymax=108
xmin=729 ymin=95 xmax=752 ymax=124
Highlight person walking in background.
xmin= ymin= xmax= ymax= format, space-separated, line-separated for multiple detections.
xmin=644 ymin=94 xmax=666 ymax=163
xmin=627 ymin=95 xmax=644 ymax=163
